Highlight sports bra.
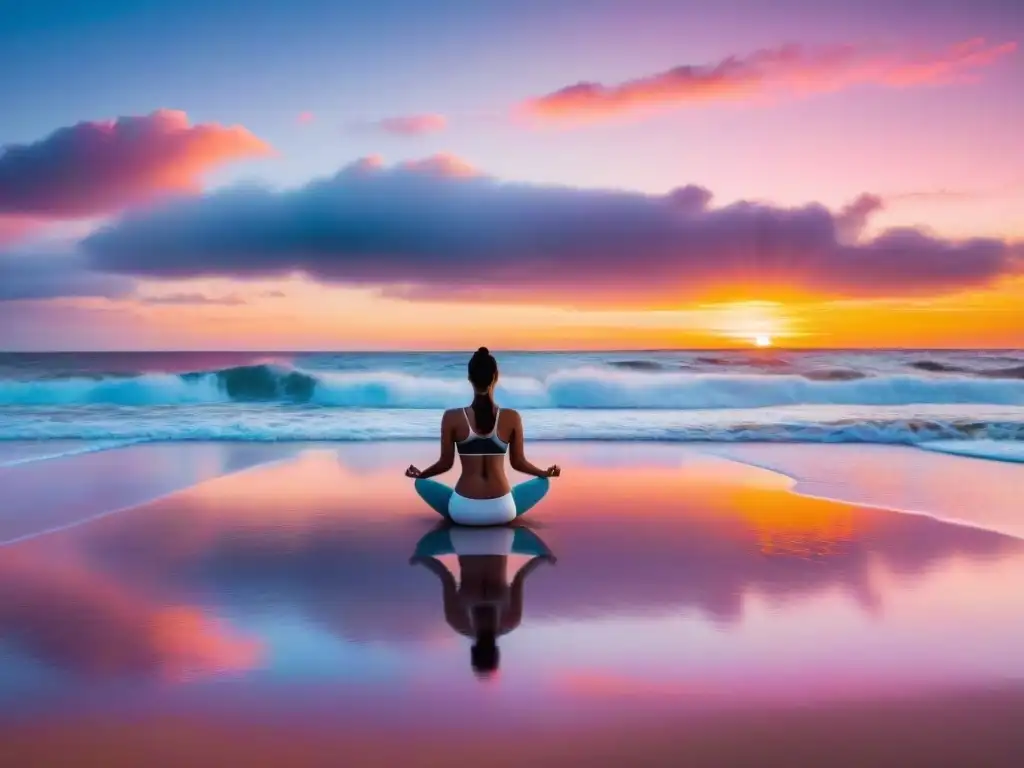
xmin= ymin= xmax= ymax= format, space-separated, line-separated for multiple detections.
xmin=456 ymin=407 xmax=509 ymax=456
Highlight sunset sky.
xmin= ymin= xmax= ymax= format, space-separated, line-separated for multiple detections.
xmin=1 ymin=0 xmax=1022 ymax=350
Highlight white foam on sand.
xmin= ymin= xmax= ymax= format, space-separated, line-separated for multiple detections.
xmin=0 ymin=439 xmax=142 ymax=468
xmin=700 ymin=443 xmax=1024 ymax=539
xmin=918 ymin=439 xmax=1024 ymax=464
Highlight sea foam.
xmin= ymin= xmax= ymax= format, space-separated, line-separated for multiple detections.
xmin=3 ymin=364 xmax=1024 ymax=409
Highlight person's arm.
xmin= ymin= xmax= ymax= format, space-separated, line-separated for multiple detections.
xmin=406 ymin=411 xmax=456 ymax=479
xmin=502 ymin=556 xmax=553 ymax=633
xmin=508 ymin=410 xmax=560 ymax=478
xmin=412 ymin=557 xmax=472 ymax=635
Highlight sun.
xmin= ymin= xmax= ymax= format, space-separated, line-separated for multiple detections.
xmin=753 ymin=334 xmax=773 ymax=348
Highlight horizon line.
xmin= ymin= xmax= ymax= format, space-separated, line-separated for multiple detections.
xmin=1 ymin=347 xmax=1021 ymax=355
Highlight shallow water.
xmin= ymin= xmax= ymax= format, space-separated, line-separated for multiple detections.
xmin=2 ymin=443 xmax=1024 ymax=765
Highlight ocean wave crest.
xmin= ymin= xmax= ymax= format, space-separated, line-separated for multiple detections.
xmin=3 ymin=363 xmax=1024 ymax=408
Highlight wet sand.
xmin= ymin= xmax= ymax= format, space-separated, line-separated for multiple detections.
xmin=1 ymin=442 xmax=1023 ymax=766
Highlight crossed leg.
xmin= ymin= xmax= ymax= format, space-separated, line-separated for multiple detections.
xmin=414 ymin=478 xmax=454 ymax=520
xmin=414 ymin=477 xmax=550 ymax=521
xmin=510 ymin=477 xmax=550 ymax=517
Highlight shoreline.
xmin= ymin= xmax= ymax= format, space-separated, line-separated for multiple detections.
xmin=3 ymin=438 xmax=1021 ymax=539
xmin=2 ymin=442 xmax=1024 ymax=544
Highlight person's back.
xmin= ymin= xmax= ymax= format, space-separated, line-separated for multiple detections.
xmin=451 ymin=405 xmax=515 ymax=499
xmin=405 ymin=347 xmax=560 ymax=525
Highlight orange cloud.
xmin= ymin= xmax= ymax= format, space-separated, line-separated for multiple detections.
xmin=398 ymin=152 xmax=479 ymax=177
xmin=522 ymin=38 xmax=1017 ymax=123
xmin=0 ymin=109 xmax=272 ymax=217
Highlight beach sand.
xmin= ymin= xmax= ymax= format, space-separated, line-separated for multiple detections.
xmin=2 ymin=442 xmax=1023 ymax=766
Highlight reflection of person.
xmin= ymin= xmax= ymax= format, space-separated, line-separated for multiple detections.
xmin=411 ymin=525 xmax=556 ymax=678
xmin=405 ymin=347 xmax=560 ymax=525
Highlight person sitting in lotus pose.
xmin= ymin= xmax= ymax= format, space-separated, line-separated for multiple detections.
xmin=405 ymin=347 xmax=560 ymax=525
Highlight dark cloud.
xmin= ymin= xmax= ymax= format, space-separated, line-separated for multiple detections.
xmin=0 ymin=110 xmax=271 ymax=218
xmin=139 ymin=291 xmax=247 ymax=306
xmin=0 ymin=251 xmax=133 ymax=302
xmin=82 ymin=156 xmax=1023 ymax=308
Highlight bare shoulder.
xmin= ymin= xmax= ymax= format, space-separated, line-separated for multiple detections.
xmin=440 ymin=408 xmax=464 ymax=438
xmin=497 ymin=407 xmax=520 ymax=442
xmin=500 ymin=408 xmax=523 ymax=426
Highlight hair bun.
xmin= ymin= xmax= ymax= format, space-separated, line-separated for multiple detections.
xmin=477 ymin=346 xmax=490 ymax=355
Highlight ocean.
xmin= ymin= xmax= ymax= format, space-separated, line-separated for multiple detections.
xmin=1 ymin=350 xmax=1023 ymax=463
xmin=4 ymin=354 xmax=1024 ymax=765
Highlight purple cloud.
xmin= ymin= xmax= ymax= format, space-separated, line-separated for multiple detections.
xmin=0 ymin=110 xmax=271 ymax=218
xmin=0 ymin=251 xmax=133 ymax=302
xmin=373 ymin=114 xmax=448 ymax=136
xmin=139 ymin=292 xmax=247 ymax=306
xmin=83 ymin=156 xmax=1024 ymax=308
xmin=835 ymin=194 xmax=885 ymax=244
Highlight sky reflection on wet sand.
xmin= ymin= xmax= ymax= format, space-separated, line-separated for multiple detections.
xmin=1 ymin=443 xmax=1023 ymax=765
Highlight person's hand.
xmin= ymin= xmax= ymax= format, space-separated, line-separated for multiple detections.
xmin=405 ymin=465 xmax=422 ymax=478
xmin=545 ymin=465 xmax=561 ymax=478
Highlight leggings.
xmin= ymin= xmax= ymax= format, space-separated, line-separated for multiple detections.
xmin=414 ymin=477 xmax=550 ymax=521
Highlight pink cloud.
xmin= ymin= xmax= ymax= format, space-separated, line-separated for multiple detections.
xmin=880 ymin=38 xmax=1018 ymax=86
xmin=297 ymin=111 xmax=315 ymax=125
xmin=0 ymin=109 xmax=272 ymax=217
xmin=521 ymin=38 xmax=1017 ymax=123
xmin=375 ymin=113 xmax=448 ymax=136
xmin=0 ymin=217 xmax=37 ymax=247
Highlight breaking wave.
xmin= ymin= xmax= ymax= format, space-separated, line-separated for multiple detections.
xmin=3 ymin=364 xmax=1024 ymax=409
